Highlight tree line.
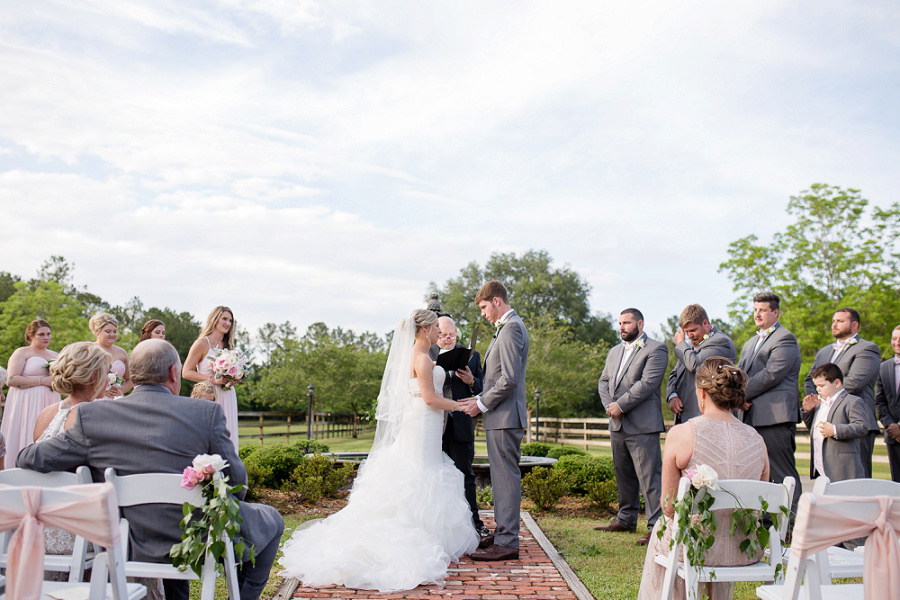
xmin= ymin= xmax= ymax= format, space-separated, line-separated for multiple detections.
xmin=2 ymin=184 xmax=897 ymax=420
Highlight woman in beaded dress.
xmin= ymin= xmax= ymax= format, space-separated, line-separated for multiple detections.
xmin=638 ymin=357 xmax=770 ymax=600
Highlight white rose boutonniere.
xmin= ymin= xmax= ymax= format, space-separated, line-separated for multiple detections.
xmin=635 ymin=338 xmax=645 ymax=350
xmin=847 ymin=337 xmax=858 ymax=346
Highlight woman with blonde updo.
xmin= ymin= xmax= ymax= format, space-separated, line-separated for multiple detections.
xmin=183 ymin=306 xmax=240 ymax=451
xmin=31 ymin=342 xmax=111 ymax=560
xmin=638 ymin=357 xmax=770 ymax=600
xmin=89 ymin=313 xmax=133 ymax=398
xmin=0 ymin=319 xmax=60 ymax=469
xmin=140 ymin=319 xmax=166 ymax=342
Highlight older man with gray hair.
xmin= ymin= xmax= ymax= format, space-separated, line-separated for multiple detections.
xmin=19 ymin=339 xmax=284 ymax=600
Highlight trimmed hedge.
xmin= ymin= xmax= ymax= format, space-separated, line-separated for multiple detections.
xmin=242 ymin=440 xmax=331 ymax=492
xmin=523 ymin=466 xmax=570 ymax=511
xmin=546 ymin=446 xmax=588 ymax=459
xmin=520 ymin=442 xmax=552 ymax=457
xmin=554 ymin=454 xmax=615 ymax=495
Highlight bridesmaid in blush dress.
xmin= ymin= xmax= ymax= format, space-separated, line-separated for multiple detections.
xmin=90 ymin=313 xmax=133 ymax=399
xmin=139 ymin=319 xmax=166 ymax=342
xmin=0 ymin=319 xmax=60 ymax=469
xmin=183 ymin=306 xmax=240 ymax=452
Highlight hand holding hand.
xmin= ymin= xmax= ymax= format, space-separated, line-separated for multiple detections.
xmin=887 ymin=423 xmax=900 ymax=442
xmin=742 ymin=401 xmax=752 ymax=411
xmin=673 ymin=330 xmax=685 ymax=345
xmin=668 ymin=396 xmax=684 ymax=414
xmin=606 ymin=402 xmax=623 ymax=418
xmin=460 ymin=398 xmax=482 ymax=417
xmin=818 ymin=421 xmax=835 ymax=438
xmin=456 ymin=366 xmax=475 ymax=386
xmin=802 ymin=394 xmax=821 ymax=413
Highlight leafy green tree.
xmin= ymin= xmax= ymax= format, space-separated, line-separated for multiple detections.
xmin=0 ymin=272 xmax=22 ymax=304
xmin=429 ymin=249 xmax=617 ymax=347
xmin=719 ymin=183 xmax=900 ymax=365
xmin=525 ymin=316 xmax=609 ymax=417
xmin=0 ymin=281 xmax=93 ymax=364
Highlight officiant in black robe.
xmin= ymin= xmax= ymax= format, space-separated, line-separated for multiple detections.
xmin=433 ymin=316 xmax=487 ymax=535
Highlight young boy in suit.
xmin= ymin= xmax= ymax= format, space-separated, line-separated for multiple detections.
xmin=802 ymin=362 xmax=868 ymax=481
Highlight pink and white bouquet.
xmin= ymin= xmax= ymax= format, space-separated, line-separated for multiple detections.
xmin=172 ymin=453 xmax=253 ymax=577
xmin=683 ymin=464 xmax=719 ymax=491
xmin=207 ymin=348 xmax=250 ymax=389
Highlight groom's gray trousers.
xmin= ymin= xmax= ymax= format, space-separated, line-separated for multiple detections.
xmin=485 ymin=428 xmax=524 ymax=549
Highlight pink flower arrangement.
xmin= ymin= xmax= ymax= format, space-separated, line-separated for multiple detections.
xmin=207 ymin=348 xmax=250 ymax=389
xmin=180 ymin=454 xmax=229 ymax=490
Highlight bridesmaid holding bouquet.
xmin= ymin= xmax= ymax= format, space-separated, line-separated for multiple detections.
xmin=90 ymin=313 xmax=133 ymax=398
xmin=183 ymin=306 xmax=241 ymax=451
xmin=0 ymin=319 xmax=60 ymax=469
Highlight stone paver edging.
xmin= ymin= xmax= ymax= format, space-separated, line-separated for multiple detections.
xmin=274 ymin=511 xmax=594 ymax=599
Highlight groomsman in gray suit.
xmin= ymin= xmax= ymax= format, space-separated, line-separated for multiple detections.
xmin=737 ymin=292 xmax=803 ymax=512
xmin=462 ymin=280 xmax=529 ymax=562
xmin=18 ymin=340 xmax=284 ymax=600
xmin=595 ymin=308 xmax=668 ymax=546
xmin=875 ymin=325 xmax=900 ymax=482
xmin=803 ymin=308 xmax=881 ymax=477
xmin=667 ymin=304 xmax=736 ymax=424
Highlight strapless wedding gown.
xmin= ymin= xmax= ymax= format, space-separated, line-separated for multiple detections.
xmin=278 ymin=366 xmax=478 ymax=592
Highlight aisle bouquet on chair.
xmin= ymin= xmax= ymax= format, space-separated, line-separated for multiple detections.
xmin=207 ymin=348 xmax=250 ymax=389
xmin=170 ymin=454 xmax=254 ymax=577
xmin=660 ymin=464 xmax=788 ymax=578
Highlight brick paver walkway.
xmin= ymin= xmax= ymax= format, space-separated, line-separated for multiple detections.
xmin=289 ymin=514 xmax=582 ymax=599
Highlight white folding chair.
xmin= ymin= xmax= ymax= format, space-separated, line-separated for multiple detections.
xmin=104 ymin=468 xmax=240 ymax=600
xmin=786 ymin=477 xmax=900 ymax=584
xmin=0 ymin=467 xmax=95 ymax=582
xmin=656 ymin=476 xmax=796 ymax=600
xmin=756 ymin=491 xmax=900 ymax=600
xmin=0 ymin=482 xmax=146 ymax=600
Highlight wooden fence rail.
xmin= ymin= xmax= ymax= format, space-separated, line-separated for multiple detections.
xmin=236 ymin=412 xmax=375 ymax=446
xmin=526 ymin=416 xmax=891 ymax=465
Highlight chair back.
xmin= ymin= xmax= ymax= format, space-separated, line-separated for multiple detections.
xmin=812 ymin=475 xmax=900 ymax=498
xmin=104 ymin=468 xmax=203 ymax=507
xmin=0 ymin=482 xmax=129 ymax=600
xmin=783 ymin=492 xmax=900 ymax=600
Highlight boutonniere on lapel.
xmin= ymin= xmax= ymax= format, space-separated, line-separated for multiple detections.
xmin=701 ymin=332 xmax=711 ymax=342
xmin=759 ymin=325 xmax=776 ymax=338
xmin=635 ymin=338 xmax=645 ymax=350
xmin=493 ymin=321 xmax=505 ymax=338
xmin=847 ymin=337 xmax=858 ymax=347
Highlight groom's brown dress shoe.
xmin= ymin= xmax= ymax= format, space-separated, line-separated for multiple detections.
xmin=594 ymin=521 xmax=635 ymax=533
xmin=470 ymin=544 xmax=519 ymax=561
xmin=478 ymin=534 xmax=494 ymax=549
xmin=636 ymin=532 xmax=652 ymax=546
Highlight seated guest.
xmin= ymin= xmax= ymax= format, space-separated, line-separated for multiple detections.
xmin=638 ymin=357 xmax=769 ymax=600
xmin=18 ymin=339 xmax=284 ymax=600
xmin=31 ymin=342 xmax=111 ymax=565
xmin=802 ymin=363 xmax=867 ymax=482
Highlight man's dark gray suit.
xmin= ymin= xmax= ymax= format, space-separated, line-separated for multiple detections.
xmin=598 ymin=334 xmax=667 ymax=531
xmin=800 ymin=390 xmax=867 ymax=481
xmin=17 ymin=385 xmax=285 ymax=600
xmin=440 ymin=344 xmax=485 ymax=530
xmin=667 ymin=329 xmax=736 ymax=424
xmin=803 ymin=335 xmax=881 ymax=477
xmin=737 ymin=324 xmax=803 ymax=511
xmin=875 ymin=358 xmax=900 ymax=482
xmin=480 ymin=310 xmax=529 ymax=550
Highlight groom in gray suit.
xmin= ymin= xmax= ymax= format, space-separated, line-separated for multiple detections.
xmin=875 ymin=326 xmax=900 ymax=482
xmin=18 ymin=340 xmax=284 ymax=600
xmin=462 ymin=280 xmax=529 ymax=562
xmin=595 ymin=308 xmax=667 ymax=546
xmin=803 ymin=308 xmax=881 ymax=477
xmin=667 ymin=304 xmax=736 ymax=424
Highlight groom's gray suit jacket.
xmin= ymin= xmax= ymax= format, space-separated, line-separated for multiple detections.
xmin=17 ymin=385 xmax=283 ymax=565
xmin=481 ymin=311 xmax=530 ymax=430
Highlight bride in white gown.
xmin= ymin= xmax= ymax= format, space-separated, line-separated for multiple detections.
xmin=278 ymin=309 xmax=479 ymax=592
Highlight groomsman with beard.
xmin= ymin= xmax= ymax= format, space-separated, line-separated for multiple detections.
xmin=876 ymin=325 xmax=900 ymax=482
xmin=435 ymin=315 xmax=490 ymax=540
xmin=803 ymin=308 xmax=881 ymax=477
xmin=667 ymin=304 xmax=736 ymax=424
xmin=737 ymin=292 xmax=803 ymax=512
xmin=461 ymin=280 xmax=529 ymax=562
xmin=594 ymin=308 xmax=668 ymax=546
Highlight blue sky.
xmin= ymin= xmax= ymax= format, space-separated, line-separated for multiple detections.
xmin=1 ymin=1 xmax=898 ymax=339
